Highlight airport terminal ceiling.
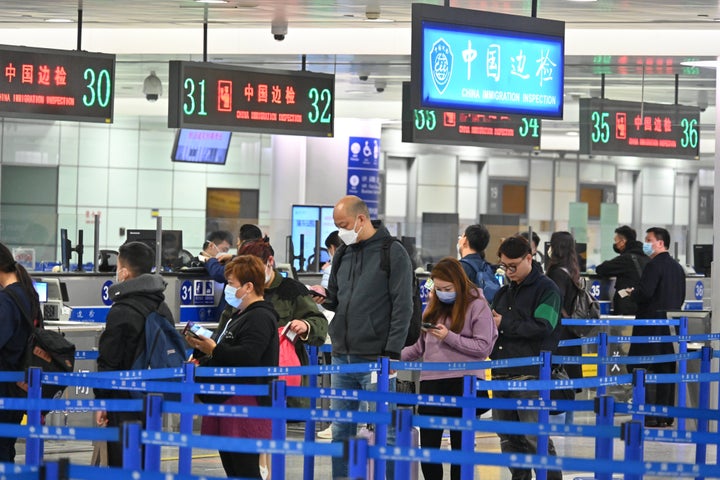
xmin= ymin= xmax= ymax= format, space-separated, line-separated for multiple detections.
xmin=0 ymin=1 xmax=720 ymax=153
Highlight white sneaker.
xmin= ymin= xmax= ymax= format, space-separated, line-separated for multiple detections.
xmin=317 ymin=425 xmax=333 ymax=439
xmin=259 ymin=464 xmax=269 ymax=480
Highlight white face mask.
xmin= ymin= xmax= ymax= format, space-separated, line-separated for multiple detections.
xmin=338 ymin=217 xmax=362 ymax=246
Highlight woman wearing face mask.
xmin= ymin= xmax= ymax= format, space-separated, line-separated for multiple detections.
xmin=188 ymin=255 xmax=279 ymax=479
xmin=401 ymin=257 xmax=497 ymax=480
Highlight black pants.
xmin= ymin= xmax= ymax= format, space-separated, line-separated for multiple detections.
xmin=418 ymin=377 xmax=465 ymax=480
xmin=219 ymin=451 xmax=261 ymax=479
xmin=646 ymin=361 xmax=676 ymax=425
xmin=106 ymin=410 xmax=145 ymax=467
xmin=0 ymin=408 xmax=24 ymax=463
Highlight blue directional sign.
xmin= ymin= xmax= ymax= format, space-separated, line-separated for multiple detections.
xmin=412 ymin=4 xmax=565 ymax=119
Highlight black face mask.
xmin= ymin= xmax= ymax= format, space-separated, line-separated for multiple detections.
xmin=613 ymin=243 xmax=623 ymax=254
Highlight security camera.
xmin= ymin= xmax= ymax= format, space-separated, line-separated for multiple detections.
xmin=374 ymin=80 xmax=386 ymax=93
xmin=376 ymin=86 xmax=385 ymax=93
xmin=271 ymin=18 xmax=288 ymax=41
xmin=142 ymin=71 xmax=162 ymax=102
xmin=359 ymin=75 xmax=369 ymax=82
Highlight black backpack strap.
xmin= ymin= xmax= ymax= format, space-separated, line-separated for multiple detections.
xmin=629 ymin=254 xmax=643 ymax=279
xmin=4 ymin=287 xmax=34 ymax=329
xmin=380 ymin=237 xmax=395 ymax=277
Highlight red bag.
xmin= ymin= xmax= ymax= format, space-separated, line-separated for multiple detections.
xmin=278 ymin=327 xmax=302 ymax=387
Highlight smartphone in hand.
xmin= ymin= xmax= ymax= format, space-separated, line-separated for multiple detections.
xmin=183 ymin=322 xmax=213 ymax=339
xmin=422 ymin=322 xmax=440 ymax=330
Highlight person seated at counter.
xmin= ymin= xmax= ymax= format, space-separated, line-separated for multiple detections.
xmin=594 ymin=225 xmax=649 ymax=315
xmin=203 ymin=230 xmax=234 ymax=256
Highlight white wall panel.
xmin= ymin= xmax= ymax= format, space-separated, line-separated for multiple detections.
xmin=417 ymin=154 xmax=456 ymax=186
xmin=617 ymin=193 xmax=633 ymax=224
xmin=58 ymin=166 xmax=78 ymax=206
xmin=171 ymin=171 xmax=205 ymax=210
xmin=675 ymin=197 xmax=690 ymax=226
xmin=137 ymin=169 xmax=172 ymax=209
xmin=109 ymin=128 xmax=139 ymax=169
xmin=417 ymin=185 xmax=455 ymax=213
xmin=488 ymin=157 xmax=528 ymax=178
xmin=107 ymin=169 xmax=138 ymax=208
xmin=529 ymin=159 xmax=553 ymax=189
xmin=77 ymin=166 xmax=108 ymax=206
xmin=529 ymin=190 xmax=552 ymax=219
xmin=78 ymin=125 xmax=110 ymax=167
xmin=641 ymin=196 xmax=674 ymax=224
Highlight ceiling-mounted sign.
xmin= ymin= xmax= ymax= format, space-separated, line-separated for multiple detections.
xmin=0 ymin=44 xmax=115 ymax=123
xmin=411 ymin=4 xmax=565 ymax=119
xmin=579 ymin=98 xmax=700 ymax=159
xmin=401 ymin=82 xmax=540 ymax=149
xmin=168 ymin=61 xmax=334 ymax=137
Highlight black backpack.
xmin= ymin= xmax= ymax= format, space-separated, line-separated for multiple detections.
xmin=5 ymin=288 xmax=76 ymax=400
xmin=331 ymin=237 xmax=422 ymax=347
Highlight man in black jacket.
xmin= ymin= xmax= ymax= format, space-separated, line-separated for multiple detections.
xmin=627 ymin=227 xmax=685 ymax=427
xmin=491 ymin=235 xmax=562 ymax=480
xmin=94 ymin=241 xmax=175 ymax=466
xmin=595 ymin=225 xmax=650 ymax=315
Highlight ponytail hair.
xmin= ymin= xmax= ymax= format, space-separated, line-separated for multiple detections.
xmin=0 ymin=242 xmax=41 ymax=323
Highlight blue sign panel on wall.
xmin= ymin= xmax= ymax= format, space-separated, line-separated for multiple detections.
xmin=412 ymin=4 xmax=565 ymax=119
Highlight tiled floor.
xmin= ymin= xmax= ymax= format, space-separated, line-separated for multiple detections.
xmin=25 ymin=411 xmax=718 ymax=479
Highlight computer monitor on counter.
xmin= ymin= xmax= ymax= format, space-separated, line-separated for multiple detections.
xmin=692 ymin=244 xmax=712 ymax=277
xmin=125 ymin=229 xmax=183 ymax=270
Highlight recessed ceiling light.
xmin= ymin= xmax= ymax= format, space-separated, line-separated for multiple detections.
xmin=195 ymin=0 xmax=228 ymax=3
xmin=45 ymin=18 xmax=73 ymax=23
xmin=565 ymin=131 xmax=579 ymax=136
xmin=681 ymin=60 xmax=718 ymax=69
xmin=365 ymin=18 xmax=394 ymax=23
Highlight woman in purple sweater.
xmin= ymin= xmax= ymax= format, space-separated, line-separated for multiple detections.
xmin=402 ymin=257 xmax=498 ymax=480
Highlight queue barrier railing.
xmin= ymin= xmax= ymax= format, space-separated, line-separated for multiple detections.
xmin=2 ymin=317 xmax=719 ymax=479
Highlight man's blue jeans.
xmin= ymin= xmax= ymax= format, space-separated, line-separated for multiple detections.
xmin=330 ymin=354 xmax=396 ymax=479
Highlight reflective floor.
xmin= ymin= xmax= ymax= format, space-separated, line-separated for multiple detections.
xmin=24 ymin=412 xmax=719 ymax=479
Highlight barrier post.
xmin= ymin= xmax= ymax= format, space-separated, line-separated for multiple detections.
xmin=346 ymin=437 xmax=369 ymax=480
xmin=536 ymin=351 xmax=552 ymax=480
xmin=597 ymin=332 xmax=608 ymax=397
xmin=593 ymin=395 xmax=615 ymax=480
xmin=621 ymin=421 xmax=643 ymax=480
xmin=374 ymin=356 xmax=391 ymax=480
xmin=459 ymin=375 xmax=476 ymax=480
xmin=631 ymin=369 xmax=646 ymax=425
xmin=122 ymin=421 xmax=143 ymax=470
xmin=25 ymin=366 xmax=43 ymax=466
xmin=677 ymin=316 xmax=688 ymax=432
xmin=143 ymin=394 xmax=164 ymax=471
xmin=178 ymin=362 xmax=196 ymax=475
xmin=393 ymin=407 xmax=413 ymax=480
xmin=303 ymin=345 xmax=319 ymax=480
xmin=695 ymin=346 xmax=713 ymax=480
xmin=271 ymin=379 xmax=287 ymax=480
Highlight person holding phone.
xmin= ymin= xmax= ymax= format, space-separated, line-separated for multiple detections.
xmin=401 ymin=257 xmax=497 ymax=480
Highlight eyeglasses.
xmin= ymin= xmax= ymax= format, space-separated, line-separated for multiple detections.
xmin=498 ymin=263 xmax=520 ymax=273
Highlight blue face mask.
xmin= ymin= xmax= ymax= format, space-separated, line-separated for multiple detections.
xmin=435 ymin=289 xmax=457 ymax=304
xmin=642 ymin=242 xmax=654 ymax=256
xmin=224 ymin=284 xmax=245 ymax=309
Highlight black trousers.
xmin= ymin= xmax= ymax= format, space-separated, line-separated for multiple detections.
xmin=106 ymin=410 xmax=145 ymax=467
xmin=0 ymin=408 xmax=24 ymax=463
xmin=219 ymin=451 xmax=261 ymax=479
xmin=417 ymin=377 xmax=465 ymax=480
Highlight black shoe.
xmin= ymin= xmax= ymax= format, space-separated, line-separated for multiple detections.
xmin=644 ymin=417 xmax=659 ymax=428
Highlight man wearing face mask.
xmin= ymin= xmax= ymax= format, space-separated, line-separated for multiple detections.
xmin=489 ymin=235 xmax=563 ymax=480
xmin=626 ymin=227 xmax=685 ymax=428
xmin=94 ymin=241 xmax=175 ymax=467
xmin=595 ymin=225 xmax=650 ymax=315
xmin=323 ymin=195 xmax=414 ymax=480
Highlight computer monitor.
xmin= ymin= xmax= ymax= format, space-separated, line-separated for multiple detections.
xmin=693 ymin=244 xmax=713 ymax=276
xmin=33 ymin=280 xmax=48 ymax=303
xmin=60 ymin=228 xmax=84 ymax=272
xmin=125 ymin=229 xmax=184 ymax=270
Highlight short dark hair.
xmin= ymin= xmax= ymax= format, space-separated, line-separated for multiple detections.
xmin=119 ymin=241 xmax=155 ymax=276
xmin=646 ymin=227 xmax=670 ymax=249
xmin=519 ymin=230 xmax=540 ymax=248
xmin=207 ymin=230 xmax=233 ymax=245
xmin=239 ymin=224 xmax=263 ymax=243
xmin=497 ymin=235 xmax=532 ymax=260
xmin=464 ymin=224 xmax=490 ymax=253
xmin=324 ymin=230 xmax=343 ymax=250
xmin=615 ymin=225 xmax=636 ymax=243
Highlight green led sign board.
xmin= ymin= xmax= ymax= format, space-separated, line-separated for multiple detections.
xmin=579 ymin=98 xmax=699 ymax=159
xmin=0 ymin=44 xmax=114 ymax=123
xmin=168 ymin=61 xmax=334 ymax=137
xmin=401 ymin=82 xmax=540 ymax=149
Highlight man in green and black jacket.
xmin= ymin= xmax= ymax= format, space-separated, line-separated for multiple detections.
xmin=490 ymin=235 xmax=563 ymax=480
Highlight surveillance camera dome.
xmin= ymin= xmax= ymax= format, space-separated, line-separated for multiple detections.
xmin=142 ymin=71 xmax=162 ymax=102
xmin=358 ymin=75 xmax=369 ymax=82
xmin=376 ymin=86 xmax=385 ymax=93
xmin=271 ymin=18 xmax=288 ymax=41
xmin=365 ymin=9 xmax=381 ymax=20
xmin=374 ymin=80 xmax=386 ymax=93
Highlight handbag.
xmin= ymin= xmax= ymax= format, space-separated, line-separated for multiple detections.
xmin=549 ymin=365 xmax=575 ymax=414
xmin=278 ymin=327 xmax=302 ymax=387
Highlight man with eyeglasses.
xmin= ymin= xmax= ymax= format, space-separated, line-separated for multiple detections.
xmin=490 ymin=235 xmax=563 ymax=480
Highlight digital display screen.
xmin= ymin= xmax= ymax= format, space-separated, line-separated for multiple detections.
xmin=401 ymin=82 xmax=540 ymax=149
xmin=579 ymin=98 xmax=700 ymax=159
xmin=171 ymin=128 xmax=232 ymax=165
xmin=168 ymin=61 xmax=334 ymax=137
xmin=291 ymin=205 xmax=335 ymax=272
xmin=0 ymin=44 xmax=114 ymax=123
xmin=411 ymin=4 xmax=564 ymax=119
xmin=33 ymin=280 xmax=48 ymax=303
